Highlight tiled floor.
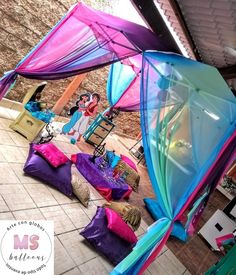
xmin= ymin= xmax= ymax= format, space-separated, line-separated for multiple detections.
xmin=0 ymin=103 xmax=190 ymax=275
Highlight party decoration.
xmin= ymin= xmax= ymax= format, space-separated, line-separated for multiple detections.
xmin=111 ymin=51 xmax=236 ymax=274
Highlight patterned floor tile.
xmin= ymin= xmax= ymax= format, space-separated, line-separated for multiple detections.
xmin=0 ymin=162 xmax=20 ymax=184
xmin=0 ymin=211 xmax=15 ymax=220
xmin=148 ymin=250 xmax=186 ymax=275
xmin=47 ymin=185 xmax=78 ymax=205
xmin=0 ymin=118 xmax=13 ymax=131
xmin=97 ymin=256 xmax=114 ymax=273
xmin=58 ymin=230 xmax=97 ymax=266
xmin=52 ymin=140 xmax=79 ymax=155
xmin=54 ymin=237 xmax=76 ymax=275
xmin=80 ymin=201 xmax=98 ymax=220
xmin=61 ymin=267 xmax=82 ymax=275
xmin=0 ymin=195 xmax=9 ymax=212
xmin=78 ymin=257 xmax=112 ymax=275
xmin=40 ymin=205 xmax=75 ymax=234
xmin=0 ymin=129 xmax=15 ymax=145
xmin=8 ymin=131 xmax=29 ymax=147
xmin=0 ymin=145 xmax=26 ymax=163
xmin=13 ymin=208 xmax=45 ymax=220
xmin=24 ymin=183 xmax=58 ymax=207
xmin=61 ymin=203 xmax=90 ymax=229
xmin=0 ymin=184 xmax=36 ymax=211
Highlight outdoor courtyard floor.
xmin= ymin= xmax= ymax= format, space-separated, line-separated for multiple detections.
xmin=0 ymin=100 xmax=191 ymax=275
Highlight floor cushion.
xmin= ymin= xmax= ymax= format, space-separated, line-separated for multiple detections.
xmin=24 ymin=143 xmax=72 ymax=196
xmin=80 ymin=206 xmax=133 ymax=265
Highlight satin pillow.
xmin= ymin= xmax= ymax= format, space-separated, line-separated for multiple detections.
xmin=71 ymin=173 xmax=90 ymax=207
xmin=33 ymin=143 xmax=68 ymax=168
xmin=105 ymin=208 xmax=138 ymax=244
xmin=121 ymin=154 xmax=137 ymax=172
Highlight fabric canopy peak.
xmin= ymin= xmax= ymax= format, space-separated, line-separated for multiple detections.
xmin=109 ymin=51 xmax=236 ymax=274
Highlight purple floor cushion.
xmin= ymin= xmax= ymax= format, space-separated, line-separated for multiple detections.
xmin=23 ymin=144 xmax=72 ymax=196
xmin=80 ymin=206 xmax=133 ymax=265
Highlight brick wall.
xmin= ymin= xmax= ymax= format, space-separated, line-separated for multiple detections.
xmin=0 ymin=0 xmax=140 ymax=138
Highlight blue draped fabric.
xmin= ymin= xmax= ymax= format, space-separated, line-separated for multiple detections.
xmin=106 ymin=55 xmax=142 ymax=111
xmin=107 ymin=61 xmax=136 ymax=107
xmin=111 ymin=51 xmax=236 ymax=274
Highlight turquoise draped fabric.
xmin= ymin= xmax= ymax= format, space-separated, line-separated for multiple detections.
xmin=106 ymin=55 xmax=142 ymax=111
xmin=111 ymin=51 xmax=236 ymax=274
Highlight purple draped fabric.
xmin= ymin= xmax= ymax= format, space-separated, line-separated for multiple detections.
xmin=74 ymin=153 xmax=131 ymax=200
xmin=0 ymin=2 xmax=165 ymax=99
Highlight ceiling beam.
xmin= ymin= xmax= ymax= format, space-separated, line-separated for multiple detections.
xmin=131 ymin=0 xmax=181 ymax=53
xmin=168 ymin=0 xmax=201 ymax=60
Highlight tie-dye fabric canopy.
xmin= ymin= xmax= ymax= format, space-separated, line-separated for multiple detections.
xmin=0 ymin=2 xmax=165 ymax=99
xmin=1 ymin=2 xmax=235 ymax=273
xmin=111 ymin=51 xmax=236 ymax=274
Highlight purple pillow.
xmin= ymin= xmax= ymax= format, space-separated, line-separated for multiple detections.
xmin=80 ymin=207 xmax=133 ymax=265
xmin=23 ymin=144 xmax=72 ymax=196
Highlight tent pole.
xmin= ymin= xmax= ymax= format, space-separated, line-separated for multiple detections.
xmin=52 ymin=73 xmax=87 ymax=115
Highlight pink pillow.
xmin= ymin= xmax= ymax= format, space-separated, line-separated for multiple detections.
xmin=105 ymin=208 xmax=138 ymax=244
xmin=121 ymin=154 xmax=137 ymax=172
xmin=33 ymin=143 xmax=68 ymax=168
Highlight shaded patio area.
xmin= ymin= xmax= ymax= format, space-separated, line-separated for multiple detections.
xmin=0 ymin=99 xmax=191 ymax=275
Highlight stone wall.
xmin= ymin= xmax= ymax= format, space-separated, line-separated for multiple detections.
xmin=0 ymin=0 xmax=140 ymax=138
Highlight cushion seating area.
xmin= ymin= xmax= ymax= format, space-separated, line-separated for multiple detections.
xmin=22 ymin=144 xmax=143 ymax=268
xmin=73 ymin=153 xmax=132 ymax=200
xmin=23 ymin=143 xmax=73 ymax=197
xmin=80 ymin=206 xmax=134 ymax=265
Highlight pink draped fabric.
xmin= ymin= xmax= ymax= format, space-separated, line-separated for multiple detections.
xmin=0 ymin=2 xmax=164 ymax=99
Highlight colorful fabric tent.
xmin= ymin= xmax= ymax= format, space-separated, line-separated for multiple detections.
xmin=110 ymin=51 xmax=236 ymax=274
xmin=1 ymin=2 xmax=236 ymax=273
xmin=0 ymin=2 xmax=166 ymax=100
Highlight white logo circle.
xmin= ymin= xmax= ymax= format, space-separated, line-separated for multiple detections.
xmin=0 ymin=221 xmax=52 ymax=274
